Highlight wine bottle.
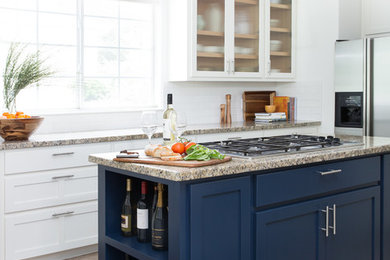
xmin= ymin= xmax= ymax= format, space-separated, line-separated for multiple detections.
xmin=151 ymin=183 xmax=158 ymax=214
xmin=121 ymin=179 xmax=133 ymax=237
xmin=152 ymin=183 xmax=168 ymax=250
xmin=137 ymin=181 xmax=149 ymax=242
xmin=163 ymin=93 xmax=177 ymax=145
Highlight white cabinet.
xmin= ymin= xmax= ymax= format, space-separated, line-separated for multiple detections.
xmin=5 ymin=166 xmax=97 ymax=213
xmin=363 ymin=0 xmax=390 ymax=36
xmin=5 ymin=201 xmax=97 ymax=260
xmin=1 ymin=143 xmax=111 ymax=260
xmin=4 ymin=143 xmax=111 ymax=174
xmin=168 ymin=0 xmax=296 ymax=82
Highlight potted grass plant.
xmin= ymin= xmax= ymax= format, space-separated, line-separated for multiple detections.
xmin=0 ymin=43 xmax=53 ymax=141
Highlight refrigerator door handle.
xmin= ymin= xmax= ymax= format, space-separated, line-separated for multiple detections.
xmin=364 ymin=38 xmax=372 ymax=136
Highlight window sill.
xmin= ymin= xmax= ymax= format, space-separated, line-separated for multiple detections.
xmin=26 ymin=106 xmax=164 ymax=116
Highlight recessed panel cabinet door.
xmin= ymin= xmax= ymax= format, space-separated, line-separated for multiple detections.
xmin=383 ymin=154 xmax=390 ymax=260
xmin=325 ymin=187 xmax=380 ymax=260
xmin=256 ymin=187 xmax=380 ymax=260
xmin=256 ymin=198 xmax=327 ymax=260
xmin=190 ymin=176 xmax=251 ymax=260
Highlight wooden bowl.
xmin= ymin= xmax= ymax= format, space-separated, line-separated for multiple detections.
xmin=265 ymin=105 xmax=276 ymax=113
xmin=0 ymin=117 xmax=44 ymax=141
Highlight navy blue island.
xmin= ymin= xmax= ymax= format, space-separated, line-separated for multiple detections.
xmin=89 ymin=136 xmax=390 ymax=260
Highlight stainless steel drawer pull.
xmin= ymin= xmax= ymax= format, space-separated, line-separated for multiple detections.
xmin=52 ymin=175 xmax=75 ymax=180
xmin=52 ymin=211 xmax=74 ymax=217
xmin=328 ymin=204 xmax=336 ymax=235
xmin=319 ymin=169 xmax=342 ymax=176
xmin=52 ymin=152 xmax=75 ymax=156
xmin=321 ymin=206 xmax=329 ymax=237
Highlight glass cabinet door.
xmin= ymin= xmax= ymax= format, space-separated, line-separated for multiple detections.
xmin=234 ymin=0 xmax=260 ymax=73
xmin=269 ymin=0 xmax=292 ymax=74
xmin=196 ymin=0 xmax=226 ymax=72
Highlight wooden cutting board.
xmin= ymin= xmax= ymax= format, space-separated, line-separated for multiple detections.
xmin=113 ymin=155 xmax=232 ymax=168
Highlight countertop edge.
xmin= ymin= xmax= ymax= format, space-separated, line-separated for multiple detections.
xmin=0 ymin=121 xmax=321 ymax=150
xmin=88 ymin=138 xmax=390 ymax=182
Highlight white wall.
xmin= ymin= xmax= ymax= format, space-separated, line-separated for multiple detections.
xmin=339 ymin=0 xmax=362 ymax=40
xmin=34 ymin=0 xmax=338 ymax=135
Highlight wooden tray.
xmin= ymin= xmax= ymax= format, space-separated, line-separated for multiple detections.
xmin=114 ymin=155 xmax=232 ymax=168
xmin=242 ymin=91 xmax=276 ymax=122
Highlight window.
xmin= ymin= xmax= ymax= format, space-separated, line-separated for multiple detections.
xmin=0 ymin=0 xmax=161 ymax=112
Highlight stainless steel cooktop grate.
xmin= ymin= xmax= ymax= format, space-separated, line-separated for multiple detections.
xmin=200 ymin=134 xmax=344 ymax=158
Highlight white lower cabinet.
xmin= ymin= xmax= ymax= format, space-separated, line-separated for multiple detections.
xmin=5 ymin=201 xmax=97 ymax=260
xmin=5 ymin=166 xmax=97 ymax=213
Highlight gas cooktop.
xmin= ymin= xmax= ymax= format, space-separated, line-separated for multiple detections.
xmin=200 ymin=134 xmax=360 ymax=158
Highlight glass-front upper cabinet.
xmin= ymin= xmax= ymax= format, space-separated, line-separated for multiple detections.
xmin=234 ymin=0 xmax=261 ymax=75
xmin=196 ymin=0 xmax=226 ymax=73
xmin=168 ymin=0 xmax=295 ymax=81
xmin=268 ymin=0 xmax=294 ymax=76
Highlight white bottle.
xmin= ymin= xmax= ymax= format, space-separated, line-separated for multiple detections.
xmin=162 ymin=94 xmax=177 ymax=145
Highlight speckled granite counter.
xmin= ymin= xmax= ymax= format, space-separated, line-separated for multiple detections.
xmin=0 ymin=120 xmax=320 ymax=150
xmin=89 ymin=136 xmax=390 ymax=181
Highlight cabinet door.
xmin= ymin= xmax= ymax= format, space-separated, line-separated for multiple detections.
xmin=266 ymin=0 xmax=295 ymax=78
xmin=363 ymin=0 xmax=390 ymax=36
xmin=325 ymin=187 xmax=380 ymax=260
xmin=256 ymin=187 xmax=380 ymax=260
xmin=190 ymin=176 xmax=251 ymax=260
xmin=383 ymin=154 xmax=390 ymax=260
xmin=195 ymin=0 xmax=230 ymax=77
xmin=233 ymin=0 xmax=263 ymax=77
xmin=256 ymin=197 xmax=327 ymax=260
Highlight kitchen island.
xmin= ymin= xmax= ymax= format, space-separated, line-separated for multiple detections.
xmin=90 ymin=136 xmax=390 ymax=260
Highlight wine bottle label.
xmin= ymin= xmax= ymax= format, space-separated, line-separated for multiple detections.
xmin=162 ymin=118 xmax=171 ymax=141
xmin=137 ymin=209 xmax=149 ymax=229
xmin=121 ymin=215 xmax=130 ymax=229
xmin=152 ymin=228 xmax=168 ymax=248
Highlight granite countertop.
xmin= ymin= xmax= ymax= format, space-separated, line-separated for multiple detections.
xmin=89 ymin=136 xmax=390 ymax=182
xmin=0 ymin=120 xmax=320 ymax=150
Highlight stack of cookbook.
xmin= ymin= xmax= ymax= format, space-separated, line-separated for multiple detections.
xmin=255 ymin=112 xmax=287 ymax=123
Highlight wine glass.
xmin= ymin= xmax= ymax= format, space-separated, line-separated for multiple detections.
xmin=174 ymin=112 xmax=187 ymax=140
xmin=141 ymin=111 xmax=158 ymax=144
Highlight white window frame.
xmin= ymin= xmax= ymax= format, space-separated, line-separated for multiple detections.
xmin=0 ymin=0 xmax=162 ymax=115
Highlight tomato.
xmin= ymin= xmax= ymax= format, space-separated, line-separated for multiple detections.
xmin=185 ymin=142 xmax=196 ymax=153
xmin=171 ymin=142 xmax=185 ymax=154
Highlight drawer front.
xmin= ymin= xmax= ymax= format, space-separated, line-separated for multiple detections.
xmin=256 ymin=156 xmax=380 ymax=207
xmin=5 ymin=166 xmax=97 ymax=213
xmin=5 ymin=201 xmax=97 ymax=260
xmin=5 ymin=143 xmax=111 ymax=174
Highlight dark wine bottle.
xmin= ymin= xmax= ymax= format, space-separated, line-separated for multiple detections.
xmin=137 ymin=181 xmax=149 ymax=242
xmin=151 ymin=183 xmax=158 ymax=214
xmin=121 ymin=179 xmax=133 ymax=237
xmin=151 ymin=183 xmax=168 ymax=250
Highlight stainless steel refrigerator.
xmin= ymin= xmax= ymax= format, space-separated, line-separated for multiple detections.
xmin=334 ymin=37 xmax=390 ymax=137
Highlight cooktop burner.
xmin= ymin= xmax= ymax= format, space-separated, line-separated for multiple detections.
xmin=200 ymin=134 xmax=356 ymax=158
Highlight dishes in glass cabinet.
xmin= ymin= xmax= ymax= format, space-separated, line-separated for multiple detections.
xmin=270 ymin=40 xmax=282 ymax=51
xmin=203 ymin=46 xmax=224 ymax=53
xmin=270 ymin=19 xmax=280 ymax=27
xmin=205 ymin=3 xmax=223 ymax=32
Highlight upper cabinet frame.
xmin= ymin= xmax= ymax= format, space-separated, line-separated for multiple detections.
xmin=168 ymin=0 xmax=296 ymax=82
